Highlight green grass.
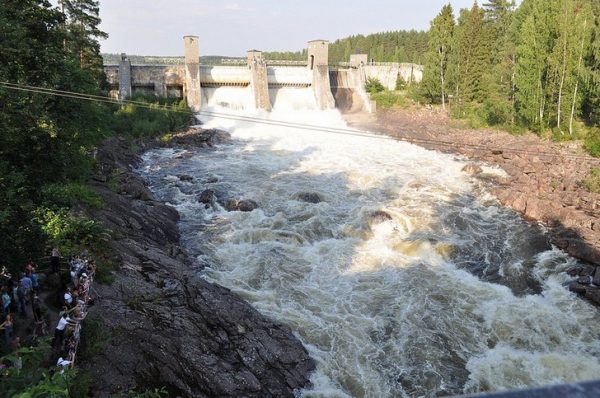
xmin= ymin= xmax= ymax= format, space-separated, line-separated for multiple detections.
xmin=371 ymin=90 xmax=410 ymax=108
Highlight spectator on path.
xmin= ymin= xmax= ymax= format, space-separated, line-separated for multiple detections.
xmin=30 ymin=269 xmax=39 ymax=293
xmin=25 ymin=261 xmax=34 ymax=276
xmin=1 ymin=289 xmax=10 ymax=314
xmin=16 ymin=281 xmax=27 ymax=317
xmin=51 ymin=248 xmax=61 ymax=273
xmin=63 ymin=288 xmax=73 ymax=308
xmin=20 ymin=273 xmax=32 ymax=297
xmin=53 ymin=313 xmax=70 ymax=349
xmin=32 ymin=294 xmax=42 ymax=321
xmin=0 ymin=314 xmax=13 ymax=347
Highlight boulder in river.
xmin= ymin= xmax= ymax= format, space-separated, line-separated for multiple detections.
xmin=462 ymin=163 xmax=483 ymax=175
xmin=369 ymin=210 xmax=393 ymax=223
xmin=225 ymin=199 xmax=259 ymax=212
xmin=294 ymin=192 xmax=324 ymax=204
xmin=198 ymin=189 xmax=217 ymax=207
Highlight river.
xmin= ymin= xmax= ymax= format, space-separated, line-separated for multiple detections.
xmin=138 ymin=104 xmax=600 ymax=398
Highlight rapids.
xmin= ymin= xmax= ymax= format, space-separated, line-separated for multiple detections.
xmin=139 ymin=99 xmax=600 ymax=397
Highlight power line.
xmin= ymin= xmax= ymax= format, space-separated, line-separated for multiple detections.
xmin=1 ymin=81 xmax=599 ymax=163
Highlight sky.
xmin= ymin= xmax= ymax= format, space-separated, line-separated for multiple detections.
xmin=94 ymin=0 xmax=482 ymax=57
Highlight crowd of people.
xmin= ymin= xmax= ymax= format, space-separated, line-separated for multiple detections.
xmin=0 ymin=248 xmax=96 ymax=373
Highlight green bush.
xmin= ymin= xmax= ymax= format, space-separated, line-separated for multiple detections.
xmin=395 ymin=75 xmax=407 ymax=90
xmin=370 ymin=90 xmax=408 ymax=108
xmin=34 ymin=208 xmax=111 ymax=256
xmin=42 ymin=183 xmax=103 ymax=209
xmin=365 ymin=77 xmax=385 ymax=94
xmin=583 ymin=168 xmax=600 ymax=193
xmin=77 ymin=316 xmax=110 ymax=362
xmin=584 ymin=128 xmax=600 ymax=157
xmin=112 ymin=95 xmax=191 ymax=139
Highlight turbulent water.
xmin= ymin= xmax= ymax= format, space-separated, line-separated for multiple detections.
xmin=139 ymin=96 xmax=600 ymax=397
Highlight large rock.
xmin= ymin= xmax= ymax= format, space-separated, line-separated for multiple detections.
xmin=294 ymin=192 xmax=324 ymax=204
xmin=81 ymin=136 xmax=314 ymax=397
xmin=225 ymin=199 xmax=259 ymax=212
xmin=198 ymin=189 xmax=216 ymax=207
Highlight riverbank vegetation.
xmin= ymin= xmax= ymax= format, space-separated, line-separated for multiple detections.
xmin=419 ymin=0 xmax=600 ymax=152
xmin=0 ymin=0 xmax=191 ymax=276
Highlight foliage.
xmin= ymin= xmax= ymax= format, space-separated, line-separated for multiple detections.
xmin=417 ymin=0 xmax=599 ymax=151
xmin=420 ymin=4 xmax=455 ymax=108
xmin=111 ymin=95 xmax=191 ymax=138
xmin=42 ymin=183 xmax=103 ymax=209
xmin=77 ymin=316 xmax=110 ymax=361
xmin=0 ymin=339 xmax=75 ymax=398
xmin=584 ymin=128 xmax=600 ymax=157
xmin=263 ymin=30 xmax=429 ymax=64
xmin=365 ymin=78 xmax=385 ymax=94
xmin=395 ymin=75 xmax=407 ymax=91
xmin=582 ymin=167 xmax=600 ymax=193
xmin=370 ymin=91 xmax=409 ymax=109
xmin=34 ymin=208 xmax=110 ymax=256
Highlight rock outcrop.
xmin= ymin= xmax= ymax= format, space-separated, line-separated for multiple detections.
xmin=81 ymin=133 xmax=314 ymax=397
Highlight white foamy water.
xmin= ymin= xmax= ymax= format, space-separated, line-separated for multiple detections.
xmin=139 ymin=106 xmax=600 ymax=398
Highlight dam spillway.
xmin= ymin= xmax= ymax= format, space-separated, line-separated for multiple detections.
xmin=138 ymin=108 xmax=600 ymax=397
xmin=103 ymin=36 xmax=423 ymax=114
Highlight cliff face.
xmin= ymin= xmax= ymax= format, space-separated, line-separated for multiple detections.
xmin=81 ymin=133 xmax=314 ymax=397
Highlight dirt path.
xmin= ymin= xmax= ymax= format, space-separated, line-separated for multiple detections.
xmin=344 ymin=107 xmax=600 ymax=304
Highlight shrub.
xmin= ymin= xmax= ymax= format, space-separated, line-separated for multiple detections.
xmin=365 ymin=77 xmax=385 ymax=94
xmin=42 ymin=183 xmax=103 ymax=209
xmin=395 ymin=75 xmax=407 ymax=90
xmin=34 ymin=208 xmax=111 ymax=256
xmin=583 ymin=168 xmax=600 ymax=193
xmin=584 ymin=128 xmax=600 ymax=157
xmin=370 ymin=90 xmax=408 ymax=108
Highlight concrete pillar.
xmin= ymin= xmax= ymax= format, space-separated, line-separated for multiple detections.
xmin=307 ymin=40 xmax=335 ymax=110
xmin=118 ymin=53 xmax=131 ymax=101
xmin=247 ymin=50 xmax=272 ymax=112
xmin=184 ymin=36 xmax=201 ymax=112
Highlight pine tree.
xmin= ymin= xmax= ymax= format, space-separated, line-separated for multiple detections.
xmin=582 ymin=1 xmax=600 ymax=126
xmin=61 ymin=0 xmax=107 ymax=76
xmin=420 ymin=4 xmax=455 ymax=108
xmin=450 ymin=3 xmax=491 ymax=109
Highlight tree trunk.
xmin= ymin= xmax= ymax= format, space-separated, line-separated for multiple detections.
xmin=569 ymin=17 xmax=588 ymax=135
xmin=439 ymin=47 xmax=446 ymax=110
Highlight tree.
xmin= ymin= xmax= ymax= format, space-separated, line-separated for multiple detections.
xmin=581 ymin=1 xmax=600 ymax=126
xmin=420 ymin=4 xmax=455 ymax=108
xmin=450 ymin=3 xmax=491 ymax=109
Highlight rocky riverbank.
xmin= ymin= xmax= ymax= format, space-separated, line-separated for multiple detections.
xmin=344 ymin=107 xmax=600 ymax=305
xmin=79 ymin=132 xmax=314 ymax=397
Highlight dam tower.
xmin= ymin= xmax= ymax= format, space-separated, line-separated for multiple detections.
xmin=184 ymin=35 xmax=201 ymax=112
xmin=307 ymin=40 xmax=335 ymax=110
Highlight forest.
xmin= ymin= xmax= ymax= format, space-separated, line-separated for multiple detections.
xmin=264 ymin=30 xmax=429 ymax=64
xmin=419 ymin=0 xmax=600 ymax=142
xmin=0 ymin=0 xmax=189 ymax=275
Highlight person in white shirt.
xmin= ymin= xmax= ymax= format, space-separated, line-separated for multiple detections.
xmin=53 ymin=313 xmax=70 ymax=349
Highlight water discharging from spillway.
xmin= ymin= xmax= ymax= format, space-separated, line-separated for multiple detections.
xmin=139 ymin=106 xmax=600 ymax=397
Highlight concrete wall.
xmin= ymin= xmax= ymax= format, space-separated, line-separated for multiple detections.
xmin=267 ymin=67 xmax=312 ymax=86
xmin=363 ymin=63 xmax=423 ymax=90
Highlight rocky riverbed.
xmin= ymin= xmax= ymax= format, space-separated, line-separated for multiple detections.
xmin=79 ymin=132 xmax=314 ymax=397
xmin=345 ymin=107 xmax=600 ymax=305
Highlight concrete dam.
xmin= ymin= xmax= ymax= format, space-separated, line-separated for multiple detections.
xmin=104 ymin=36 xmax=423 ymax=113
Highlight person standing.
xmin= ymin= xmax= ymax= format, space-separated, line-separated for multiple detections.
xmin=53 ymin=312 xmax=70 ymax=349
xmin=51 ymin=248 xmax=61 ymax=273
xmin=0 ymin=314 xmax=13 ymax=348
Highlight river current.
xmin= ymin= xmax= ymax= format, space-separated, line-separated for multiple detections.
xmin=139 ymin=105 xmax=600 ymax=397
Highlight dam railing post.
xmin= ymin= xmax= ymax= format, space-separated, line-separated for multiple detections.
xmin=247 ymin=50 xmax=272 ymax=112
xmin=307 ymin=40 xmax=335 ymax=110
xmin=184 ymin=36 xmax=201 ymax=112
xmin=118 ymin=53 xmax=131 ymax=101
